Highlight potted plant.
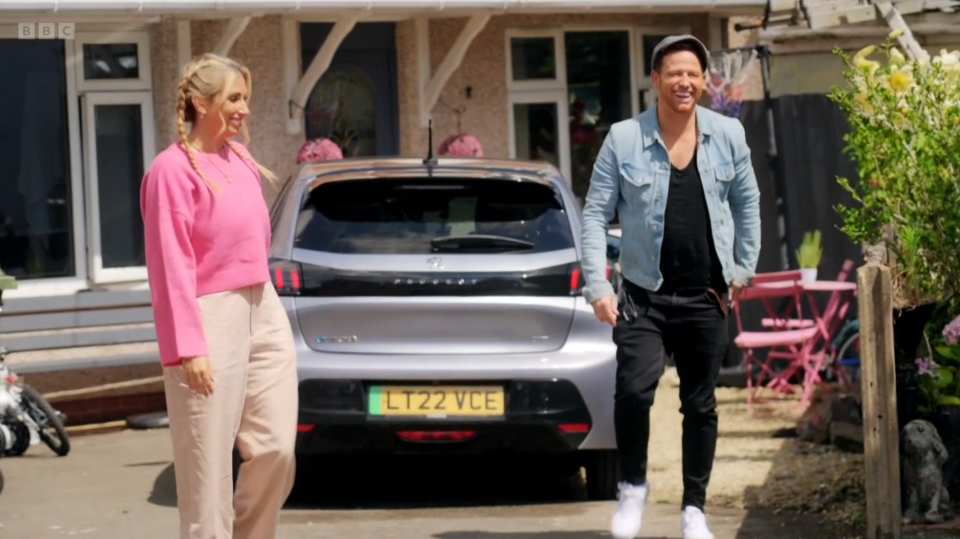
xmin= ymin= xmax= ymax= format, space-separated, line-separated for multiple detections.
xmin=0 ymin=266 xmax=15 ymax=293
xmin=917 ymin=314 xmax=960 ymax=502
xmin=796 ymin=230 xmax=822 ymax=283
xmin=829 ymin=34 xmax=960 ymax=364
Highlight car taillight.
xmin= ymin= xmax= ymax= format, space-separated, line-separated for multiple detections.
xmin=569 ymin=265 xmax=612 ymax=295
xmin=557 ymin=422 xmax=590 ymax=433
xmin=269 ymin=259 xmax=303 ymax=296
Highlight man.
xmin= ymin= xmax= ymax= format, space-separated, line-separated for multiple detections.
xmin=580 ymin=35 xmax=761 ymax=539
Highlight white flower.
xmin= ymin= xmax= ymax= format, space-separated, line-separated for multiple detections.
xmin=889 ymin=47 xmax=907 ymax=67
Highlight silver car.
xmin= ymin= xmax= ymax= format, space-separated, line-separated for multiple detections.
xmin=267 ymin=156 xmax=622 ymax=499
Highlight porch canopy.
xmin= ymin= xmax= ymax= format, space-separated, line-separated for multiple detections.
xmin=2 ymin=0 xmax=766 ymax=134
xmin=0 ymin=0 xmax=765 ymax=14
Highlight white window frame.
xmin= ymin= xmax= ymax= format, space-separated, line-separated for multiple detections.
xmin=73 ymin=30 xmax=152 ymax=92
xmin=504 ymin=28 xmax=567 ymax=93
xmin=0 ymin=27 xmax=91 ymax=298
xmin=505 ymin=26 xmax=651 ymax=188
xmin=80 ymin=91 xmax=156 ymax=285
xmin=507 ymin=89 xmax=572 ymax=185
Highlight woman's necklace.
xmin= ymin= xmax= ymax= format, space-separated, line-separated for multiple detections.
xmin=190 ymin=141 xmax=234 ymax=184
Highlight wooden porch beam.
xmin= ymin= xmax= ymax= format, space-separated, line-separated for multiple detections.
xmin=875 ymin=1 xmax=927 ymax=60
xmin=419 ymin=13 xmax=490 ymax=127
xmin=212 ymin=16 xmax=251 ymax=56
xmin=176 ymin=19 xmax=191 ymax=73
xmin=286 ymin=12 xmax=360 ymax=135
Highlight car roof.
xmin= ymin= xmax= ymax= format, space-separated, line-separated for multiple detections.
xmin=292 ymin=157 xmax=566 ymax=189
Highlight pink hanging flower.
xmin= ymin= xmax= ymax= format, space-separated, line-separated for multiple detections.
xmin=296 ymin=137 xmax=344 ymax=164
xmin=944 ymin=314 xmax=960 ymax=345
xmin=438 ymin=133 xmax=483 ymax=157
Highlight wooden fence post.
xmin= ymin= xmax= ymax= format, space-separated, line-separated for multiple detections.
xmin=858 ymin=262 xmax=902 ymax=539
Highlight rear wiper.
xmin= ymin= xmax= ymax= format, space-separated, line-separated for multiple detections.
xmin=430 ymin=234 xmax=535 ymax=252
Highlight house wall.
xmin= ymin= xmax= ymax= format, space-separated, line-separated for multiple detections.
xmin=768 ymin=41 xmax=960 ymax=97
xmin=151 ymin=16 xmax=302 ymax=206
xmin=396 ymin=13 xmax=712 ymax=161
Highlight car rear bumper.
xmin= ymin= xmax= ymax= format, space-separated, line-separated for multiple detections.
xmin=295 ymin=378 xmax=597 ymax=455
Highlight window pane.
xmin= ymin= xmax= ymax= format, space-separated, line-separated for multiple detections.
xmin=512 ymin=103 xmax=559 ymax=169
xmin=296 ymin=179 xmax=575 ymax=255
xmin=0 ymin=40 xmax=74 ymax=280
xmin=566 ymin=31 xmax=631 ymax=200
xmin=306 ymin=65 xmax=376 ymax=157
xmin=510 ymin=37 xmax=556 ymax=81
xmin=83 ymin=43 xmax=140 ymax=80
xmin=642 ymin=34 xmax=671 ymax=76
xmin=94 ymin=104 xmax=145 ymax=269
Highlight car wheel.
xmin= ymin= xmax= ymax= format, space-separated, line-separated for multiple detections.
xmin=584 ymin=449 xmax=620 ymax=501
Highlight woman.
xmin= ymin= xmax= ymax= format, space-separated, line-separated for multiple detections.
xmin=140 ymin=53 xmax=298 ymax=539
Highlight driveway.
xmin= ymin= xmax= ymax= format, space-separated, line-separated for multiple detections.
xmin=0 ymin=428 xmax=835 ymax=539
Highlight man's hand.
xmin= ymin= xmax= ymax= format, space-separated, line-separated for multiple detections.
xmin=729 ymin=280 xmax=745 ymax=307
xmin=182 ymin=356 xmax=215 ymax=396
xmin=590 ymin=295 xmax=619 ymax=327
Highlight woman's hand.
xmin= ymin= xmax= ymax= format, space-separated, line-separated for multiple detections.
xmin=182 ymin=356 xmax=215 ymax=396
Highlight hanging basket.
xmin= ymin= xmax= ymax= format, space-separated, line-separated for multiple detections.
xmin=438 ymin=133 xmax=483 ymax=157
xmin=296 ymin=137 xmax=344 ymax=164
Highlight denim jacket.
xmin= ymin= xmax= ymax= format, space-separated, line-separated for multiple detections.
xmin=580 ymin=105 xmax=761 ymax=304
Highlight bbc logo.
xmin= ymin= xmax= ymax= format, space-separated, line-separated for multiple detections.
xmin=18 ymin=23 xmax=75 ymax=40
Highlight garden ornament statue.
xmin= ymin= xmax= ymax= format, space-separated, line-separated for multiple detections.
xmin=901 ymin=419 xmax=952 ymax=524
xmin=296 ymin=137 xmax=344 ymax=164
xmin=438 ymin=132 xmax=483 ymax=157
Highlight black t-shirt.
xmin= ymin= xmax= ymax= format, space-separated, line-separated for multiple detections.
xmin=658 ymin=147 xmax=727 ymax=296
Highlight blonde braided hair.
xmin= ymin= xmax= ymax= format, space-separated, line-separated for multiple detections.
xmin=175 ymin=53 xmax=277 ymax=193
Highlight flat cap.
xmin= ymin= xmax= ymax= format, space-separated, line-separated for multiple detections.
xmin=650 ymin=34 xmax=710 ymax=71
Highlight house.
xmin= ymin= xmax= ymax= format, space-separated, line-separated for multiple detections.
xmin=0 ymin=3 xmax=770 ymax=409
xmin=0 ymin=0 xmax=767 ymax=302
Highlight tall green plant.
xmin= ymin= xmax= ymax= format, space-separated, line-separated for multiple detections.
xmin=828 ymin=32 xmax=960 ymax=307
xmin=0 ymin=267 xmax=15 ymax=291
xmin=796 ymin=230 xmax=822 ymax=269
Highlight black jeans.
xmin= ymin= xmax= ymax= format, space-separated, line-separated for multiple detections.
xmin=612 ymin=279 xmax=729 ymax=511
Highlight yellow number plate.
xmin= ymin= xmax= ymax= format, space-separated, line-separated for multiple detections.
xmin=368 ymin=385 xmax=505 ymax=417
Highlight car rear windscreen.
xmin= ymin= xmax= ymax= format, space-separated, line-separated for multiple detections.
xmin=294 ymin=178 xmax=575 ymax=255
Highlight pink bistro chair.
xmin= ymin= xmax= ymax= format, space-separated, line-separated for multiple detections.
xmin=743 ymin=270 xmax=809 ymax=331
xmin=801 ymin=259 xmax=857 ymax=391
xmin=734 ymin=281 xmax=822 ymax=406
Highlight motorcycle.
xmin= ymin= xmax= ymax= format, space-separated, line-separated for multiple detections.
xmin=0 ymin=287 xmax=70 ymax=459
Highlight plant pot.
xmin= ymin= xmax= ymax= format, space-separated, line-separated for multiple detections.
xmin=930 ymin=406 xmax=960 ymax=506
xmin=893 ymin=302 xmax=937 ymax=365
xmin=800 ymin=268 xmax=818 ymax=283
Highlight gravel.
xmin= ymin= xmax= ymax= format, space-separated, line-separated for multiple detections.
xmin=648 ymin=368 xmax=866 ymax=536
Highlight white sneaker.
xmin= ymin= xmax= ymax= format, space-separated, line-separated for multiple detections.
xmin=681 ymin=506 xmax=715 ymax=539
xmin=610 ymin=481 xmax=648 ymax=539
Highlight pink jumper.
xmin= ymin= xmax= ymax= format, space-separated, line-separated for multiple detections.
xmin=140 ymin=142 xmax=271 ymax=367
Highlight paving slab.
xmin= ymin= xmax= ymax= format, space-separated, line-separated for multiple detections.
xmin=0 ymin=428 xmax=840 ymax=539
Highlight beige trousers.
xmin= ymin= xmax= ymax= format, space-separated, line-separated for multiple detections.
xmin=163 ymin=283 xmax=298 ymax=539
